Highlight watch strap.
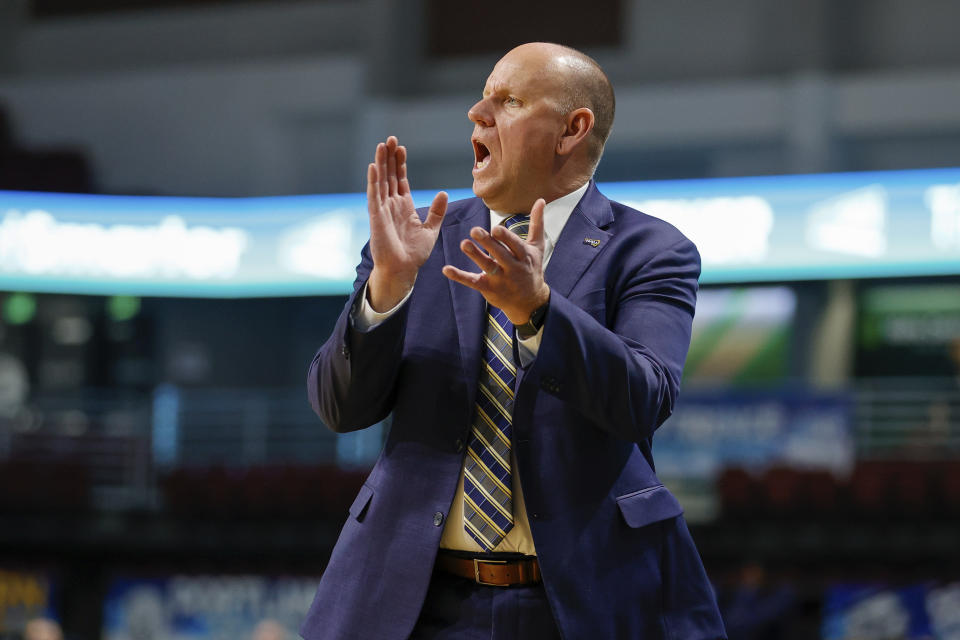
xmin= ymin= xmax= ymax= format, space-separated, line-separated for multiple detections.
xmin=515 ymin=301 xmax=548 ymax=339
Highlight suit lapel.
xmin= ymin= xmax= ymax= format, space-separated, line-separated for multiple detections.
xmin=442 ymin=199 xmax=489 ymax=386
xmin=544 ymin=181 xmax=614 ymax=297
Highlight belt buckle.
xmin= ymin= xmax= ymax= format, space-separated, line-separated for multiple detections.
xmin=473 ymin=558 xmax=509 ymax=587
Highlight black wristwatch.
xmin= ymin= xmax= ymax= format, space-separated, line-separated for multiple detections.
xmin=515 ymin=301 xmax=549 ymax=339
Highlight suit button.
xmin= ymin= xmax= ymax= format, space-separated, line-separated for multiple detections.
xmin=455 ymin=438 xmax=464 ymax=453
xmin=433 ymin=511 xmax=445 ymax=527
xmin=341 ymin=345 xmax=350 ymax=359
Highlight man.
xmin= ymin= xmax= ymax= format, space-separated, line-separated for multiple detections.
xmin=301 ymin=43 xmax=726 ymax=639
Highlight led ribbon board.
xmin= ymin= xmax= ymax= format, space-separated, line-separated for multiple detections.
xmin=2 ymin=167 xmax=959 ymax=297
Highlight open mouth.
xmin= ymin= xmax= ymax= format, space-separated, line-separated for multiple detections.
xmin=473 ymin=140 xmax=490 ymax=170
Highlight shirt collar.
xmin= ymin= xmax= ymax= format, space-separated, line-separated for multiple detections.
xmin=488 ymin=181 xmax=590 ymax=246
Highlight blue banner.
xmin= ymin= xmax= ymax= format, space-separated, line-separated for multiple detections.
xmin=2 ymin=167 xmax=959 ymax=297
xmin=822 ymin=582 xmax=960 ymax=639
xmin=102 ymin=574 xmax=319 ymax=640
xmin=655 ymin=391 xmax=854 ymax=478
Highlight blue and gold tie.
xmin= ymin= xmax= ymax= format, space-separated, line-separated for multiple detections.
xmin=463 ymin=214 xmax=530 ymax=550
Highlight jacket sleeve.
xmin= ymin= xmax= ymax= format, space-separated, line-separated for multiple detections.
xmin=521 ymin=236 xmax=700 ymax=443
xmin=306 ymin=241 xmax=410 ymax=433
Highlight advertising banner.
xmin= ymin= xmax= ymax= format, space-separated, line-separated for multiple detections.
xmin=823 ymin=582 xmax=960 ymax=640
xmin=655 ymin=390 xmax=854 ymax=479
xmin=2 ymin=167 xmax=959 ymax=297
xmin=102 ymin=574 xmax=319 ymax=640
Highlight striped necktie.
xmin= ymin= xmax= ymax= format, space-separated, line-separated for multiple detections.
xmin=463 ymin=214 xmax=530 ymax=550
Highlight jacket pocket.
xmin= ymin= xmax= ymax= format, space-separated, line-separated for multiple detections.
xmin=616 ymin=485 xmax=683 ymax=528
xmin=348 ymin=483 xmax=374 ymax=522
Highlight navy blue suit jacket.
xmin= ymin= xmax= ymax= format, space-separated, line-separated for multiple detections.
xmin=301 ymin=182 xmax=726 ymax=639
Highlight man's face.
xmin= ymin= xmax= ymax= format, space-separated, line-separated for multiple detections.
xmin=468 ymin=45 xmax=567 ymax=214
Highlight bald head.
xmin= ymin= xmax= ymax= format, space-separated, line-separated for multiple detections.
xmin=507 ymin=43 xmax=615 ymax=170
xmin=469 ymin=42 xmax=615 ymax=211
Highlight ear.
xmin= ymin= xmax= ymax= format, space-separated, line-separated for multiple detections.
xmin=556 ymin=107 xmax=595 ymax=156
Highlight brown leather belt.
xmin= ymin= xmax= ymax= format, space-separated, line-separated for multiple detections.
xmin=435 ymin=552 xmax=541 ymax=587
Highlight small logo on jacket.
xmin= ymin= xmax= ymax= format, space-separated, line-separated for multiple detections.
xmin=583 ymin=238 xmax=601 ymax=247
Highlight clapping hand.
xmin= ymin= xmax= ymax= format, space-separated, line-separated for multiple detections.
xmin=442 ymin=198 xmax=551 ymax=325
xmin=366 ymin=136 xmax=448 ymax=311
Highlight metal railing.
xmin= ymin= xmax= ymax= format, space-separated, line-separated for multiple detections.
xmin=854 ymin=378 xmax=960 ymax=459
xmin=0 ymin=386 xmax=382 ymax=510
xmin=1 ymin=379 xmax=958 ymax=511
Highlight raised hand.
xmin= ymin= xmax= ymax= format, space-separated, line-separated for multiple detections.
xmin=366 ymin=136 xmax=448 ymax=311
xmin=442 ymin=198 xmax=551 ymax=325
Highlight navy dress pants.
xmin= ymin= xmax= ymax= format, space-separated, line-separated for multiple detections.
xmin=409 ymin=571 xmax=562 ymax=640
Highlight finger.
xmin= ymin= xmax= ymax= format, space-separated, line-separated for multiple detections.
xmin=386 ymin=137 xmax=399 ymax=197
xmin=490 ymin=224 xmax=527 ymax=259
xmin=527 ymin=198 xmax=546 ymax=247
xmin=376 ymin=142 xmax=389 ymax=203
xmin=397 ymin=146 xmax=410 ymax=195
xmin=460 ymin=238 xmax=498 ymax=273
xmin=366 ymin=163 xmax=380 ymax=213
xmin=423 ymin=191 xmax=448 ymax=231
xmin=470 ymin=227 xmax=515 ymax=265
xmin=442 ymin=265 xmax=486 ymax=292
xmin=367 ymin=163 xmax=392 ymax=245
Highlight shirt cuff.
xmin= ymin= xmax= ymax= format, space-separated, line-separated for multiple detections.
xmin=351 ymin=280 xmax=414 ymax=331
xmin=516 ymin=328 xmax=542 ymax=367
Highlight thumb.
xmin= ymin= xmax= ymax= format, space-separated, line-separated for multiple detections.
xmin=424 ymin=191 xmax=448 ymax=231
xmin=527 ymin=198 xmax=546 ymax=246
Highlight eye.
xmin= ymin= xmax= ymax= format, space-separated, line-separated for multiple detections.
xmin=504 ymin=96 xmax=521 ymax=107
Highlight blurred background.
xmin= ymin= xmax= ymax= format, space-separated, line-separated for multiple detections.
xmin=1 ymin=0 xmax=960 ymax=638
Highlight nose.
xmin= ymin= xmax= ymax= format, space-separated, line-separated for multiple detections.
xmin=468 ymin=98 xmax=493 ymax=127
